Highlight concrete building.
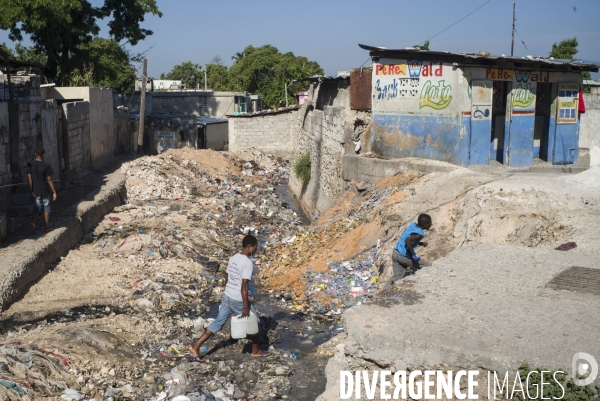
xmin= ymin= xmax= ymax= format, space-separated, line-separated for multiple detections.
xmin=360 ymin=45 xmax=599 ymax=167
xmin=42 ymin=87 xmax=116 ymax=170
xmin=197 ymin=116 xmax=228 ymax=151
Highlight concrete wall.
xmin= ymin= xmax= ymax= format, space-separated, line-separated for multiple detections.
xmin=0 ymin=102 xmax=10 ymax=218
xmin=289 ymin=80 xmax=371 ymax=217
xmin=205 ymin=122 xmax=229 ymax=151
xmin=581 ymin=86 xmax=600 ymax=150
xmin=89 ymin=88 xmax=116 ymax=168
xmin=62 ymin=101 xmax=91 ymax=176
xmin=114 ymin=108 xmax=135 ymax=155
xmin=228 ymin=109 xmax=298 ymax=158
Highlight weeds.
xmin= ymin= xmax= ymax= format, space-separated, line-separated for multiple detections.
xmin=294 ymin=152 xmax=311 ymax=188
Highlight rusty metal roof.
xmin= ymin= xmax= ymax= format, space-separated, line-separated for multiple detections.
xmin=358 ymin=44 xmax=599 ymax=73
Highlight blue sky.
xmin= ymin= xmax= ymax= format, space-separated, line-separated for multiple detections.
xmin=1 ymin=0 xmax=599 ymax=79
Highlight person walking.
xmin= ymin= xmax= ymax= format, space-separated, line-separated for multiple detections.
xmin=188 ymin=234 xmax=271 ymax=359
xmin=27 ymin=148 xmax=57 ymax=234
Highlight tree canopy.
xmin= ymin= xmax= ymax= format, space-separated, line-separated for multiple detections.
xmin=549 ymin=37 xmax=591 ymax=80
xmin=160 ymin=61 xmax=204 ymax=89
xmin=549 ymin=38 xmax=580 ymax=60
xmin=162 ymin=45 xmax=323 ymax=109
xmin=0 ymin=0 xmax=161 ymax=83
xmin=69 ymin=37 xmax=138 ymax=92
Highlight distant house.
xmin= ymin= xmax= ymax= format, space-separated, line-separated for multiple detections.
xmin=360 ymin=45 xmax=599 ymax=167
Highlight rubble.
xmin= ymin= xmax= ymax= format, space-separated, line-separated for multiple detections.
xmin=0 ymin=148 xmax=328 ymax=401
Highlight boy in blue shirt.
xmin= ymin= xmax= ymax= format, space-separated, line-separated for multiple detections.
xmin=385 ymin=214 xmax=432 ymax=288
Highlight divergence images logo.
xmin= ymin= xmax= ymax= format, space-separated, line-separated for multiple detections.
xmin=572 ymin=353 xmax=598 ymax=386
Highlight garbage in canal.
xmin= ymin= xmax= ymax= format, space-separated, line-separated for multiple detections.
xmin=0 ymin=148 xmax=335 ymax=401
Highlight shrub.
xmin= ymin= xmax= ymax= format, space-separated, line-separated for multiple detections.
xmin=294 ymin=152 xmax=311 ymax=188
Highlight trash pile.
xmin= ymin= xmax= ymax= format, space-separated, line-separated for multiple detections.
xmin=303 ymin=246 xmax=379 ymax=311
xmin=0 ymin=343 xmax=77 ymax=401
xmin=1 ymin=148 xmax=328 ymax=401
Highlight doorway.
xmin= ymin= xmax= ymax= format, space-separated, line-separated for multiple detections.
xmin=490 ymin=81 xmax=509 ymax=163
xmin=535 ymin=83 xmax=553 ymax=161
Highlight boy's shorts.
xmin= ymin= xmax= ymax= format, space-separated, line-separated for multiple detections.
xmin=34 ymin=196 xmax=52 ymax=213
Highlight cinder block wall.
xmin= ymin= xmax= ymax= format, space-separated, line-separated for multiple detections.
xmin=229 ymin=110 xmax=297 ymax=159
xmin=62 ymin=101 xmax=91 ymax=176
xmin=289 ymin=81 xmax=371 ymax=216
xmin=581 ymin=87 xmax=600 ymax=150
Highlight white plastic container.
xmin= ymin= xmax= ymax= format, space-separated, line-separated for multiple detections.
xmin=231 ymin=315 xmax=247 ymax=339
xmin=231 ymin=311 xmax=259 ymax=338
xmin=246 ymin=311 xmax=259 ymax=335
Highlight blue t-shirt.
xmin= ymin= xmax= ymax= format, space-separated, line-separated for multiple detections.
xmin=395 ymin=222 xmax=424 ymax=257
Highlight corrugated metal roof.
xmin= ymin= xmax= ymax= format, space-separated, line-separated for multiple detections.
xmin=358 ymin=44 xmax=599 ymax=72
xmin=293 ymin=75 xmax=350 ymax=83
xmin=197 ymin=116 xmax=228 ymax=125
xmin=584 ymin=80 xmax=600 ymax=87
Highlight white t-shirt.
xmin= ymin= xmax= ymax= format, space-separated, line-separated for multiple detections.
xmin=223 ymin=253 xmax=253 ymax=301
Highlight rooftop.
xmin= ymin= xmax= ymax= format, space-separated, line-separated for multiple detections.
xmin=359 ymin=44 xmax=600 ymax=73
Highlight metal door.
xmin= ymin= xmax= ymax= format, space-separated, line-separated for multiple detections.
xmin=552 ymin=83 xmax=579 ymax=164
xmin=506 ymin=82 xmax=536 ymax=167
xmin=469 ymin=80 xmax=493 ymax=165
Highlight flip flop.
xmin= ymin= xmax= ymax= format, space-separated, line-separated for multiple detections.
xmin=44 ymin=228 xmax=53 ymax=233
xmin=250 ymin=351 xmax=271 ymax=358
xmin=188 ymin=355 xmax=204 ymax=362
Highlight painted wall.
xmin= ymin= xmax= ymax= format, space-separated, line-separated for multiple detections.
xmin=370 ymin=59 xmax=470 ymax=166
xmin=371 ymin=59 xmax=585 ymax=167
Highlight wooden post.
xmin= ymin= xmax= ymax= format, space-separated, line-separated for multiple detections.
xmin=137 ymin=59 xmax=147 ymax=154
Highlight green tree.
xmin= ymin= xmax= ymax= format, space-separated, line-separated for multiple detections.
xmin=549 ymin=37 xmax=591 ymax=80
xmin=0 ymin=42 xmax=47 ymax=64
xmin=68 ymin=37 xmax=137 ymax=92
xmin=228 ymin=44 xmax=323 ymax=109
xmin=0 ymin=0 xmax=161 ymax=83
xmin=160 ymin=61 xmax=204 ymax=89
xmin=206 ymin=63 xmax=230 ymax=91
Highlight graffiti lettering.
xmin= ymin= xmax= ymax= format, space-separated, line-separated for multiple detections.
xmin=419 ymin=80 xmax=452 ymax=109
xmin=515 ymin=71 xmax=550 ymax=83
xmin=408 ymin=61 xmax=422 ymax=77
xmin=486 ymin=68 xmax=513 ymax=81
xmin=408 ymin=60 xmax=443 ymax=77
xmin=512 ymin=83 xmax=535 ymax=109
xmin=374 ymin=78 xmax=399 ymax=100
xmin=375 ymin=64 xmax=407 ymax=75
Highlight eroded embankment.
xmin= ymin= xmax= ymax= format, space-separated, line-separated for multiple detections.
xmin=257 ymin=165 xmax=600 ymax=401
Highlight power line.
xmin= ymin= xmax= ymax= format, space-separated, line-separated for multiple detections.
xmin=514 ymin=27 xmax=528 ymax=50
xmin=416 ymin=0 xmax=494 ymax=46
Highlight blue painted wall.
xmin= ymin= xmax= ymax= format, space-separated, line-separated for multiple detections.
xmin=552 ymin=120 xmax=579 ymax=164
xmin=371 ymin=114 xmax=471 ymax=166
xmin=470 ymin=117 xmax=492 ymax=164
xmin=505 ymin=114 xmax=535 ymax=167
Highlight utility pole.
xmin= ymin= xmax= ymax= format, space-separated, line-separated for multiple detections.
xmin=284 ymin=81 xmax=289 ymax=108
xmin=511 ymin=0 xmax=516 ymax=57
xmin=204 ymin=69 xmax=207 ymax=91
xmin=137 ymin=59 xmax=147 ymax=154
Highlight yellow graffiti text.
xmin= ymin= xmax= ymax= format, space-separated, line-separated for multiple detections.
xmin=419 ymin=80 xmax=452 ymax=110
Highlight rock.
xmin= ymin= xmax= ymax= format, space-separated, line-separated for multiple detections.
xmin=143 ymin=373 xmax=155 ymax=384
xmin=108 ymin=368 xmax=116 ymax=376
xmin=136 ymin=298 xmax=154 ymax=311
